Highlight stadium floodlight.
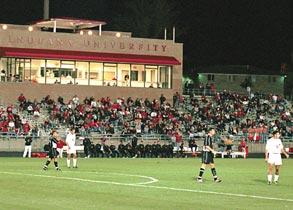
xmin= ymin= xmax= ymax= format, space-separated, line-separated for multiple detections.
xmin=2 ymin=24 xmax=7 ymax=30
xmin=28 ymin=26 xmax=34 ymax=32
xmin=116 ymin=32 xmax=121 ymax=38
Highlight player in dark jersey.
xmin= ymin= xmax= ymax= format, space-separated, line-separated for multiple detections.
xmin=43 ymin=130 xmax=61 ymax=171
xmin=196 ymin=128 xmax=221 ymax=183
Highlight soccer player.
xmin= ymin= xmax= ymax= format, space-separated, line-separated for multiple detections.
xmin=43 ymin=130 xmax=61 ymax=171
xmin=23 ymin=135 xmax=33 ymax=158
xmin=66 ymin=127 xmax=78 ymax=168
xmin=265 ymin=130 xmax=289 ymax=184
xmin=196 ymin=128 xmax=221 ymax=183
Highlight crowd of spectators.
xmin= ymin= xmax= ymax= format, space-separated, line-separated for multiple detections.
xmin=0 ymin=93 xmax=39 ymax=137
xmin=187 ymin=91 xmax=293 ymax=142
xmin=0 ymin=91 xmax=292 ymax=149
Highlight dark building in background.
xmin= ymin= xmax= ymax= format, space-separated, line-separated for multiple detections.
xmin=192 ymin=65 xmax=285 ymax=96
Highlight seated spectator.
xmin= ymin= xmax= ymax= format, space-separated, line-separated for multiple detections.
xmin=18 ymin=93 xmax=26 ymax=104
xmin=22 ymin=121 xmax=30 ymax=135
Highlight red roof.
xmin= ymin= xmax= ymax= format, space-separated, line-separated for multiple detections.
xmin=0 ymin=47 xmax=181 ymax=65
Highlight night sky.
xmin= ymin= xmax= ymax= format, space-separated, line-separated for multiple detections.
xmin=0 ymin=0 xmax=292 ymax=74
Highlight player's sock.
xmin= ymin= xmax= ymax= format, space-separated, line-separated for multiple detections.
xmin=67 ymin=159 xmax=71 ymax=168
xmin=45 ymin=160 xmax=50 ymax=166
xmin=274 ymin=175 xmax=279 ymax=182
xmin=198 ymin=168 xmax=205 ymax=179
xmin=211 ymin=168 xmax=218 ymax=180
xmin=43 ymin=159 xmax=50 ymax=169
xmin=267 ymin=174 xmax=273 ymax=182
xmin=73 ymin=158 xmax=77 ymax=167
xmin=54 ymin=161 xmax=59 ymax=168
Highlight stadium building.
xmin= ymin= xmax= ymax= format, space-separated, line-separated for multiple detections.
xmin=0 ymin=17 xmax=182 ymax=104
xmin=195 ymin=65 xmax=285 ymax=96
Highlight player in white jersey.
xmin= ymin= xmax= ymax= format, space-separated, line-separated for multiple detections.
xmin=265 ymin=130 xmax=289 ymax=184
xmin=66 ymin=127 xmax=78 ymax=168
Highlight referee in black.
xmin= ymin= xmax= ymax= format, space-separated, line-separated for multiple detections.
xmin=196 ymin=128 xmax=221 ymax=183
xmin=43 ymin=130 xmax=61 ymax=171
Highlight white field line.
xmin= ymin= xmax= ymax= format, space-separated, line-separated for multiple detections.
xmin=61 ymin=171 xmax=159 ymax=185
xmin=0 ymin=171 xmax=158 ymax=185
xmin=1 ymin=171 xmax=293 ymax=202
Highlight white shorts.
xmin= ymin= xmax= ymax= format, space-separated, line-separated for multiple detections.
xmin=67 ymin=147 xmax=76 ymax=155
xmin=268 ymin=153 xmax=282 ymax=165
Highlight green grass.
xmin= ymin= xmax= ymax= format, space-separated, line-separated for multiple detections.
xmin=0 ymin=158 xmax=292 ymax=210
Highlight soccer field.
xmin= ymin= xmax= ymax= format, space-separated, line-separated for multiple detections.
xmin=0 ymin=158 xmax=292 ymax=210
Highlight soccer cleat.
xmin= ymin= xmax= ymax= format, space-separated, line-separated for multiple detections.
xmin=196 ymin=178 xmax=203 ymax=183
xmin=214 ymin=178 xmax=222 ymax=183
xmin=268 ymin=181 xmax=272 ymax=185
xmin=56 ymin=167 xmax=62 ymax=171
xmin=274 ymin=181 xmax=278 ymax=185
xmin=73 ymin=166 xmax=78 ymax=168
xmin=43 ymin=166 xmax=48 ymax=171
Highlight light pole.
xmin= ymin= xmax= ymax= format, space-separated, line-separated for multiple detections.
xmin=44 ymin=0 xmax=50 ymax=20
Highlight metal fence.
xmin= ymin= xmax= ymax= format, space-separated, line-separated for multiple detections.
xmin=0 ymin=132 xmax=292 ymax=142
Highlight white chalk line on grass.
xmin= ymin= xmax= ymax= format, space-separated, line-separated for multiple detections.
xmin=0 ymin=171 xmax=158 ymax=185
xmin=1 ymin=171 xmax=293 ymax=202
xmin=61 ymin=170 xmax=159 ymax=185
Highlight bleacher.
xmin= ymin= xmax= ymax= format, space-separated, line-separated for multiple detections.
xmin=0 ymin=91 xmax=292 ymax=159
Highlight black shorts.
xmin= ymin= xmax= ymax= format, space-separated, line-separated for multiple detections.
xmin=201 ymin=151 xmax=214 ymax=164
xmin=48 ymin=148 xmax=58 ymax=159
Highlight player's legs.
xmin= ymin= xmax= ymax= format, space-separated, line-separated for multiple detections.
xmin=200 ymin=163 xmax=206 ymax=169
xmin=274 ymin=165 xmax=280 ymax=183
xmin=43 ymin=148 xmax=55 ymax=170
xmin=28 ymin=146 xmax=31 ymax=158
xmin=275 ymin=165 xmax=280 ymax=175
xmin=197 ymin=163 xmax=206 ymax=182
xmin=197 ymin=151 xmax=210 ymax=182
xmin=53 ymin=157 xmax=61 ymax=171
xmin=73 ymin=153 xmax=78 ymax=168
xmin=57 ymin=148 xmax=61 ymax=158
xmin=60 ymin=148 xmax=63 ymax=158
xmin=267 ymin=163 xmax=273 ymax=184
xmin=23 ymin=146 xmax=28 ymax=158
xmin=43 ymin=157 xmax=52 ymax=170
xmin=209 ymin=163 xmax=221 ymax=182
xmin=67 ymin=153 xmax=72 ymax=168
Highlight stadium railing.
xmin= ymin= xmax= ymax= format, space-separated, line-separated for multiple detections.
xmin=0 ymin=132 xmax=292 ymax=142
